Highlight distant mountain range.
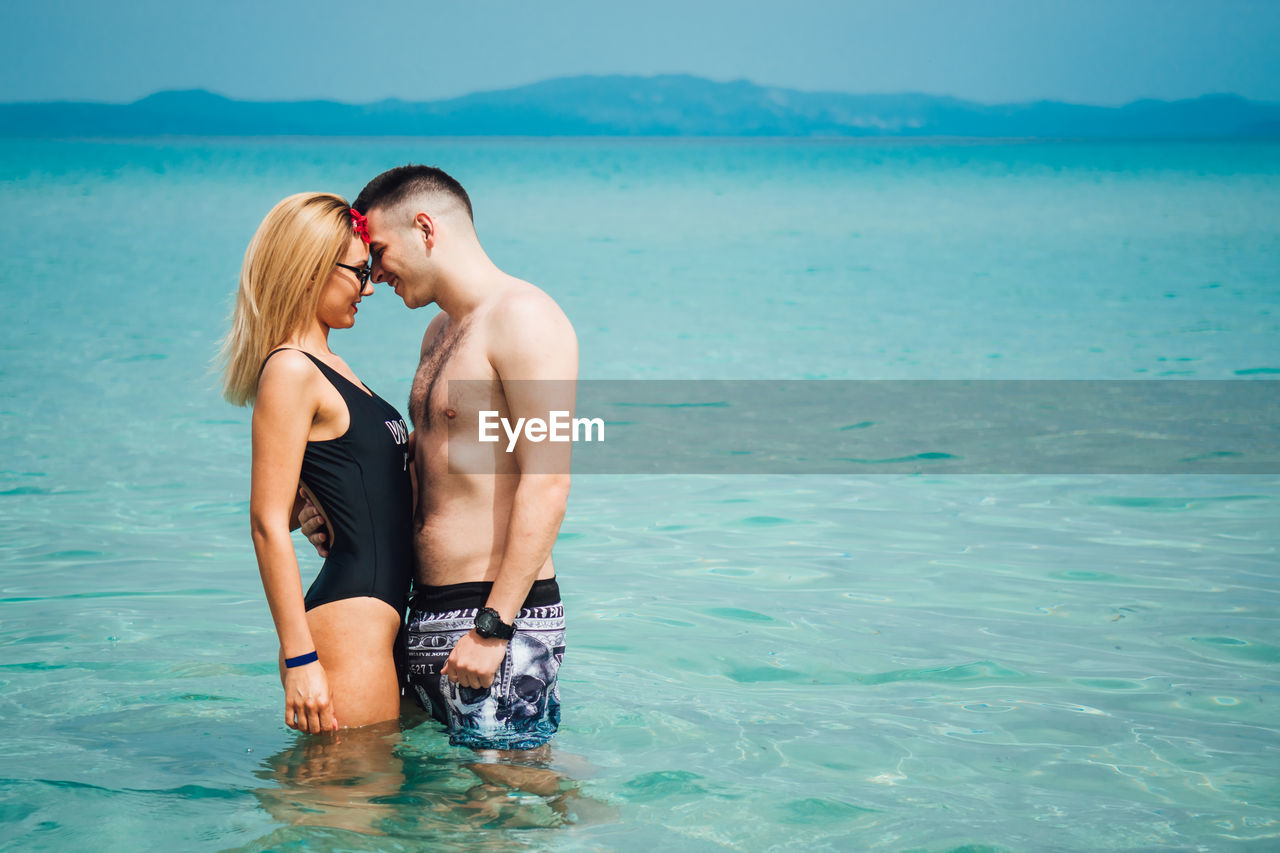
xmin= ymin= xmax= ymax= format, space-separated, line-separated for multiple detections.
xmin=4 ymin=75 xmax=1279 ymax=138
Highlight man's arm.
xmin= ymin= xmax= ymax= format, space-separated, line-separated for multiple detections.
xmin=442 ymin=288 xmax=578 ymax=689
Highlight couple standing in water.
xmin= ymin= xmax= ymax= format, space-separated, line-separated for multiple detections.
xmin=221 ymin=165 xmax=576 ymax=752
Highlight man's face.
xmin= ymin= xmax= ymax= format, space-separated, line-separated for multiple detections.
xmin=366 ymin=206 xmax=430 ymax=309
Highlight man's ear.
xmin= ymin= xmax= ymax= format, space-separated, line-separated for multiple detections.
xmin=414 ymin=212 xmax=435 ymax=248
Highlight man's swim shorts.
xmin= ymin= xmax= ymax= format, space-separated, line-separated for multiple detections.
xmin=405 ymin=578 xmax=565 ymax=750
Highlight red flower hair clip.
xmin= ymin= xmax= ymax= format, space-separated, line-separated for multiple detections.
xmin=350 ymin=208 xmax=370 ymax=244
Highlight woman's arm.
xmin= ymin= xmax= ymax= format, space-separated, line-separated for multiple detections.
xmin=250 ymin=353 xmax=337 ymax=734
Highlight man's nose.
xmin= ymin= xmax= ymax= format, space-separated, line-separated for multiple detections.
xmin=371 ymin=261 xmax=387 ymax=283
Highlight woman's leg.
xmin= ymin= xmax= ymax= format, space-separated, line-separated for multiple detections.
xmin=279 ymin=596 xmax=402 ymax=729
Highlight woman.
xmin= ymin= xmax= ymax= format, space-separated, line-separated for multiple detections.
xmin=222 ymin=193 xmax=412 ymax=733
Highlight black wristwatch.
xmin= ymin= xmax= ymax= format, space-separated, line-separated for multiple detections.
xmin=473 ymin=607 xmax=515 ymax=640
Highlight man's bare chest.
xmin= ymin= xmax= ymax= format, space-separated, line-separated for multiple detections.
xmin=408 ymin=320 xmax=494 ymax=430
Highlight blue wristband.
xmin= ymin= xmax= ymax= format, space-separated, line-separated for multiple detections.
xmin=285 ymin=650 xmax=318 ymax=668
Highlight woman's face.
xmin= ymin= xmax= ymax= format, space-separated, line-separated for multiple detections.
xmin=316 ymin=234 xmax=373 ymax=331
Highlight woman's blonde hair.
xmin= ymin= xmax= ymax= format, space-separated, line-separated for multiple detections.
xmin=220 ymin=192 xmax=356 ymax=406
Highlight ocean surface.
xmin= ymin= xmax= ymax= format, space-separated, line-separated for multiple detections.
xmin=1 ymin=138 xmax=1278 ymax=851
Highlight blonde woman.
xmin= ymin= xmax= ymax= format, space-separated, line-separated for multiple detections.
xmin=222 ymin=193 xmax=412 ymax=733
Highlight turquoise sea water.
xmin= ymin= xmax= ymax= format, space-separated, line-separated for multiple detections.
xmin=1 ymin=138 xmax=1279 ymax=850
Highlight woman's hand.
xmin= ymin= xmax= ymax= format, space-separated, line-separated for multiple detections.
xmin=283 ymin=659 xmax=338 ymax=734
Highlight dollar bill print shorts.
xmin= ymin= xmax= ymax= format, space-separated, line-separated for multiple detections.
xmin=405 ymin=578 xmax=565 ymax=750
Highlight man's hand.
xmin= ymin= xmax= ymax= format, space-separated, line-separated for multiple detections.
xmin=441 ymin=631 xmax=508 ymax=689
xmin=297 ymin=488 xmax=330 ymax=558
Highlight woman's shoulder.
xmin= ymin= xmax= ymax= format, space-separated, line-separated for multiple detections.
xmin=256 ymin=349 xmax=322 ymax=402
xmin=260 ymin=347 xmax=317 ymax=374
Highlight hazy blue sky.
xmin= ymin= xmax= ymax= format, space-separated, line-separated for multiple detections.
xmin=7 ymin=0 xmax=1280 ymax=105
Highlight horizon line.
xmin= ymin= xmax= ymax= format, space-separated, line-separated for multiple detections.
xmin=2 ymin=73 xmax=1276 ymax=110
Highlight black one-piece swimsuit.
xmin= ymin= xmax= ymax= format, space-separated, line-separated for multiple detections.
xmin=261 ymin=348 xmax=412 ymax=613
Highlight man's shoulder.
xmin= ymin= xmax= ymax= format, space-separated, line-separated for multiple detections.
xmin=420 ymin=310 xmax=451 ymax=356
xmin=489 ymin=278 xmax=572 ymax=333
xmin=486 ymin=279 xmax=577 ymax=377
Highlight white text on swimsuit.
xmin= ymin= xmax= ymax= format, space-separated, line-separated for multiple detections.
xmin=478 ymin=411 xmax=605 ymax=452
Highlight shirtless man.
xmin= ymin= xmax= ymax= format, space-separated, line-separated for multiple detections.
xmin=301 ymin=165 xmax=576 ymax=750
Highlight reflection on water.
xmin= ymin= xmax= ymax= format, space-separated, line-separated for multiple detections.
xmin=248 ymin=721 xmax=407 ymax=841
xmin=234 ymin=708 xmax=616 ymax=851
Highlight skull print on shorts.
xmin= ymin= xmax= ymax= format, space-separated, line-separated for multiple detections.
xmin=407 ymin=601 xmax=566 ymax=750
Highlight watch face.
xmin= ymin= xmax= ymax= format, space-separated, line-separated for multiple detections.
xmin=475 ymin=607 xmax=512 ymax=639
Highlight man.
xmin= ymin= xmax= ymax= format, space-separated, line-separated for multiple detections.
xmin=301 ymin=165 xmax=576 ymax=751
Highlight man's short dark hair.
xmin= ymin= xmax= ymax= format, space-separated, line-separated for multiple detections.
xmin=353 ymin=164 xmax=473 ymax=222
